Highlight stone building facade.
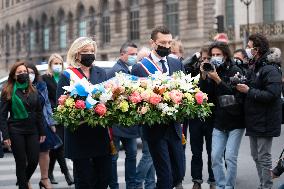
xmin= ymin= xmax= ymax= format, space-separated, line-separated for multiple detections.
xmin=0 ymin=0 xmax=216 ymax=75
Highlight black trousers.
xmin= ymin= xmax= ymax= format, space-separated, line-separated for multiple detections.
xmin=188 ymin=118 xmax=215 ymax=184
xmin=73 ymin=155 xmax=112 ymax=189
xmin=10 ymin=133 xmax=39 ymax=189
xmin=49 ymin=125 xmax=69 ymax=175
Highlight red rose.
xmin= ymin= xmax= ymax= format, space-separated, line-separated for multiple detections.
xmin=75 ymin=100 xmax=86 ymax=109
xmin=94 ymin=103 xmax=107 ymax=116
xmin=195 ymin=92 xmax=204 ymax=105
xmin=58 ymin=95 xmax=68 ymax=105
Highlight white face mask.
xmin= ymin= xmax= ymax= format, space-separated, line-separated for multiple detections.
xmin=29 ymin=73 xmax=35 ymax=83
xmin=246 ymin=48 xmax=254 ymax=60
xmin=52 ymin=64 xmax=62 ymax=73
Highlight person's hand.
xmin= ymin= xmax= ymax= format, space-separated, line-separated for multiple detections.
xmin=236 ymin=84 xmax=250 ymax=93
xmin=3 ymin=139 xmax=11 ymax=146
xmin=51 ymin=126 xmax=56 ymax=133
xmin=207 ymin=69 xmax=221 ymax=84
xmin=39 ymin=136 xmax=46 ymax=143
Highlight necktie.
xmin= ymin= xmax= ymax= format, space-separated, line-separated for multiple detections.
xmin=160 ymin=59 xmax=167 ymax=73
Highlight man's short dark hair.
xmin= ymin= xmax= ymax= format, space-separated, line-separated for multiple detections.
xmin=234 ymin=49 xmax=248 ymax=59
xmin=151 ymin=26 xmax=171 ymax=41
xmin=248 ymin=33 xmax=269 ymax=56
xmin=208 ymin=41 xmax=232 ymax=62
xmin=120 ymin=42 xmax=137 ymax=54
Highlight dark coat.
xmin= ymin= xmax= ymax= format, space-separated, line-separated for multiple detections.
xmin=199 ymin=61 xmax=245 ymax=131
xmin=245 ymin=55 xmax=282 ymax=137
xmin=42 ymin=74 xmax=58 ymax=110
xmin=108 ymin=59 xmax=139 ymax=138
xmin=131 ymin=56 xmax=185 ymax=141
xmin=0 ymin=88 xmax=45 ymax=140
xmin=56 ymin=66 xmax=110 ymax=159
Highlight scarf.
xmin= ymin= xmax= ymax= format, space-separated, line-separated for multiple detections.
xmin=12 ymin=82 xmax=29 ymax=119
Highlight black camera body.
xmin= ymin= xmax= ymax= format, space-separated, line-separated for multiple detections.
xmin=272 ymin=158 xmax=284 ymax=177
xmin=230 ymin=75 xmax=247 ymax=85
xmin=203 ymin=63 xmax=215 ymax=72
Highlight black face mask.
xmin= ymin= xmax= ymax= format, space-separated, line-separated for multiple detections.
xmin=80 ymin=54 xmax=95 ymax=67
xmin=16 ymin=73 xmax=29 ymax=84
xmin=155 ymin=44 xmax=171 ymax=57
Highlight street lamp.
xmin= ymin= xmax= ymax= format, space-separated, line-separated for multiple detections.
xmin=240 ymin=0 xmax=252 ymax=47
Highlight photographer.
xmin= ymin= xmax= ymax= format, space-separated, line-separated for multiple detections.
xmin=236 ymin=34 xmax=282 ymax=189
xmin=200 ymin=41 xmax=245 ymax=189
xmin=233 ymin=49 xmax=249 ymax=76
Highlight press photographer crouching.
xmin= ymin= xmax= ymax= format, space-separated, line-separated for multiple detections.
xmin=199 ymin=41 xmax=245 ymax=189
xmin=236 ymin=33 xmax=282 ymax=189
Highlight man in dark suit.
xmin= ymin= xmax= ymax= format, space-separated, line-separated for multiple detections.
xmin=107 ymin=42 xmax=140 ymax=189
xmin=131 ymin=26 xmax=185 ymax=189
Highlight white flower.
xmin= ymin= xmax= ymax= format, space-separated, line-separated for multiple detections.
xmin=99 ymin=92 xmax=113 ymax=103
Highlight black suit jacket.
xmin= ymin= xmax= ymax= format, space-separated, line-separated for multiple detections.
xmin=42 ymin=74 xmax=58 ymax=110
xmin=131 ymin=56 xmax=185 ymax=141
xmin=56 ymin=66 xmax=110 ymax=159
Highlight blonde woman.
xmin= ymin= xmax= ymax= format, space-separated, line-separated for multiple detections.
xmin=56 ymin=37 xmax=112 ymax=189
xmin=42 ymin=54 xmax=74 ymax=186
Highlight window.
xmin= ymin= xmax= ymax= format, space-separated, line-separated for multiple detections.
xmin=59 ymin=24 xmax=66 ymax=49
xmin=5 ymin=25 xmax=10 ymax=55
xmin=129 ymin=0 xmax=139 ymax=40
xmin=50 ymin=17 xmax=55 ymax=42
xmin=225 ymin=0 xmax=234 ymax=28
xmin=79 ymin=20 xmax=86 ymax=37
xmin=43 ymin=28 xmax=49 ymax=50
xmin=16 ymin=22 xmax=21 ymax=52
xmin=102 ymin=1 xmax=110 ymax=44
xmin=146 ymin=0 xmax=154 ymax=29
xmin=89 ymin=7 xmax=96 ymax=36
xmin=114 ymin=1 xmax=122 ymax=33
xmin=68 ymin=12 xmax=73 ymax=41
xmin=29 ymin=31 xmax=35 ymax=51
xmin=5 ymin=0 xmax=9 ymax=8
xmin=165 ymin=0 xmax=179 ymax=37
xmin=263 ymin=0 xmax=274 ymax=23
xmin=11 ymin=27 xmax=14 ymax=48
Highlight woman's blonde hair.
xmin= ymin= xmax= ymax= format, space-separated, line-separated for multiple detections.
xmin=67 ymin=37 xmax=97 ymax=68
xmin=47 ymin=53 xmax=64 ymax=75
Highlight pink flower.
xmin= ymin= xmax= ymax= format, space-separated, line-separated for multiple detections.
xmin=75 ymin=100 xmax=86 ymax=109
xmin=149 ymin=94 xmax=162 ymax=105
xmin=58 ymin=95 xmax=68 ymax=105
xmin=129 ymin=91 xmax=142 ymax=104
xmin=141 ymin=91 xmax=150 ymax=102
xmin=138 ymin=106 xmax=148 ymax=114
xmin=195 ymin=92 xmax=204 ymax=105
xmin=169 ymin=90 xmax=184 ymax=104
xmin=94 ymin=103 xmax=107 ymax=116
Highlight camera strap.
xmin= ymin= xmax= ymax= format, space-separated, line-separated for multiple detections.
xmin=279 ymin=148 xmax=284 ymax=159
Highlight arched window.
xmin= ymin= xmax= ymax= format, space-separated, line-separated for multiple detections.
xmin=35 ymin=20 xmax=40 ymax=44
xmin=50 ymin=17 xmax=55 ymax=42
xmin=28 ymin=18 xmax=35 ymax=52
xmin=77 ymin=3 xmax=86 ymax=37
xmin=58 ymin=9 xmax=66 ymax=49
xmin=16 ymin=21 xmax=21 ymax=52
xmin=263 ymin=0 xmax=274 ymax=23
xmin=11 ymin=26 xmax=14 ymax=48
xmin=114 ymin=1 xmax=122 ymax=33
xmin=5 ymin=24 xmax=10 ymax=56
xmin=89 ymin=6 xmax=96 ymax=36
xmin=146 ymin=0 xmax=154 ymax=29
xmin=225 ymin=0 xmax=234 ymax=28
xmin=102 ymin=0 xmax=110 ymax=44
xmin=165 ymin=0 xmax=179 ymax=37
xmin=68 ymin=12 xmax=74 ymax=42
xmin=41 ymin=13 xmax=49 ymax=51
xmin=129 ymin=0 xmax=139 ymax=40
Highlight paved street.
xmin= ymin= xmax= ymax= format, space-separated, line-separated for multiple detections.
xmin=0 ymin=129 xmax=284 ymax=189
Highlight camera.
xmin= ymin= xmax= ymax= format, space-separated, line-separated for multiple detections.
xmin=230 ymin=74 xmax=247 ymax=85
xmin=202 ymin=63 xmax=215 ymax=72
xmin=272 ymin=158 xmax=284 ymax=177
xmin=183 ymin=52 xmax=201 ymax=76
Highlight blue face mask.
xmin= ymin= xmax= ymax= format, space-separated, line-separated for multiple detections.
xmin=127 ymin=55 xmax=137 ymax=66
xmin=210 ymin=56 xmax=224 ymax=67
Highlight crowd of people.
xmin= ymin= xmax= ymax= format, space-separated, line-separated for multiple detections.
xmin=0 ymin=25 xmax=283 ymax=189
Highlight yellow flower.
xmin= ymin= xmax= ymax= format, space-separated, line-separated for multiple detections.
xmin=163 ymin=92 xmax=171 ymax=101
xmin=184 ymin=93 xmax=193 ymax=101
xmin=194 ymin=88 xmax=201 ymax=93
xmin=119 ymin=100 xmax=129 ymax=112
xmin=57 ymin=105 xmax=65 ymax=111
xmin=65 ymin=98 xmax=75 ymax=107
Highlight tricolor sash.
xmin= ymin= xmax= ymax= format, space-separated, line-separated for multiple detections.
xmin=139 ymin=57 xmax=162 ymax=75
